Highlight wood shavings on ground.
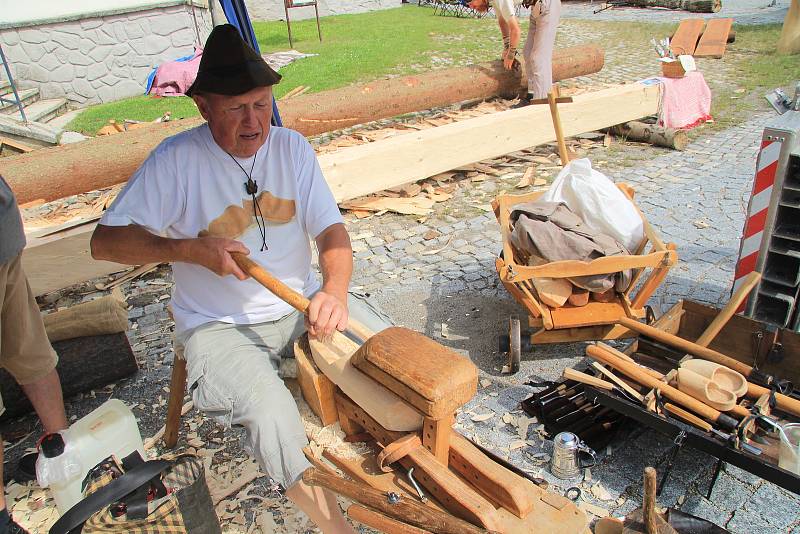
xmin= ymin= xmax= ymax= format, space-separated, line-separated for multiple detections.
xmin=470 ymin=411 xmax=495 ymax=422
xmin=7 ymin=481 xmax=59 ymax=533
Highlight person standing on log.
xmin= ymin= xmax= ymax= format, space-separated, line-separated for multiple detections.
xmin=90 ymin=25 xmax=392 ymax=534
xmin=0 ymin=176 xmax=69 ymax=534
xmin=469 ymin=0 xmax=562 ymax=106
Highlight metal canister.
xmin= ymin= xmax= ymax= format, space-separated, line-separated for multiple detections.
xmin=550 ymin=432 xmax=597 ymax=479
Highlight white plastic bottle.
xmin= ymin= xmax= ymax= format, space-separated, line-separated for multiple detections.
xmin=37 ymin=399 xmax=145 ymax=514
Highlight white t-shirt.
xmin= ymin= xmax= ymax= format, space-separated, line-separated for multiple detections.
xmin=101 ymin=124 xmax=343 ymax=334
xmin=494 ymin=0 xmax=523 ymax=20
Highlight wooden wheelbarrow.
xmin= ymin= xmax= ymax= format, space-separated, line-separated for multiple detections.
xmin=233 ymin=254 xmax=588 ymax=533
xmin=492 ymin=184 xmax=678 ymax=372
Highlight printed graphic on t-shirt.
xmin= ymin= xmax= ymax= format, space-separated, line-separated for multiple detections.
xmin=199 ymin=191 xmax=296 ymax=239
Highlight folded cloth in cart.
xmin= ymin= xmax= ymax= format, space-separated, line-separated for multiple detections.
xmin=509 ymin=200 xmax=631 ymax=292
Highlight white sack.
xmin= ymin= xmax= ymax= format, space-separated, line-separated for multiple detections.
xmin=542 ymin=159 xmax=644 ymax=253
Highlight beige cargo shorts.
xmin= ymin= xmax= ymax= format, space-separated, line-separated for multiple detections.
xmin=0 ymin=254 xmax=59 ymax=416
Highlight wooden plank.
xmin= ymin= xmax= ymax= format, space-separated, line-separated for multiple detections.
xmin=0 ymin=135 xmax=34 ymax=153
xmin=448 ymin=433 xmax=535 ymax=519
xmin=24 ymin=85 xmax=658 ymax=296
xmin=506 ymin=249 xmax=676 ymax=281
xmin=322 ymin=447 xmax=448 ymax=512
xmin=529 ymin=323 xmax=636 ymax=344
xmin=694 ymin=18 xmax=734 ymax=58
xmin=335 ymin=393 xmax=504 ymax=531
xmin=294 ymin=335 xmax=339 ymax=426
xmin=670 ymin=19 xmax=705 ymax=55
xmin=309 ymin=335 xmax=424 ymax=432
xmin=351 ymin=327 xmax=478 ymax=419
xmin=318 ymin=83 xmax=661 ymax=203
xmin=549 ymin=300 xmax=629 ymax=329
xmin=21 ymin=223 xmax=128 ymax=296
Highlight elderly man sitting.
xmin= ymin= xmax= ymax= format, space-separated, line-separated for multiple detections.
xmin=91 ymin=25 xmax=391 ymax=533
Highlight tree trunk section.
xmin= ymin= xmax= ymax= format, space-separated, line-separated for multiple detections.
xmin=606 ymin=121 xmax=689 ymax=150
xmin=2 ymin=46 xmax=605 ymax=205
xmin=0 ymin=333 xmax=138 ymax=419
xmin=627 ymin=0 xmax=721 ymax=12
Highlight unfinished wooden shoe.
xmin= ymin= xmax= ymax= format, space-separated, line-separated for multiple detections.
xmin=680 ymin=359 xmax=748 ymax=398
xmin=676 ymin=368 xmax=737 ymax=412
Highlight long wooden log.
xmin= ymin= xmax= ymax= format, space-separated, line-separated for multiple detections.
xmin=0 ymin=332 xmax=138 ymax=419
xmin=618 ymin=317 xmax=756 ymax=378
xmin=2 ymin=46 xmax=603 ymax=206
xmin=303 ymin=468 xmax=490 ymax=534
xmin=605 ymin=121 xmax=689 ymax=151
xmin=626 ymin=0 xmax=720 ymax=12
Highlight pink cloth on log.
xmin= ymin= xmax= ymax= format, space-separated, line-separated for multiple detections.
xmin=658 ymin=71 xmax=712 ymax=129
xmin=149 ymin=48 xmax=203 ymax=97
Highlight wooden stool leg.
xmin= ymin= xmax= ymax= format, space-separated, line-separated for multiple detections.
xmin=285 ymin=4 xmax=294 ymax=48
xmin=422 ymin=415 xmax=453 ymax=466
xmin=164 ymin=356 xmax=187 ymax=449
xmin=547 ymin=85 xmax=570 ymax=166
xmin=314 ymin=2 xmax=322 ymax=42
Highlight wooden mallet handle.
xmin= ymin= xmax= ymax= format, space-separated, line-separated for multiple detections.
xmin=696 ymin=272 xmax=761 ymax=347
xmin=618 ymin=316 xmax=754 ymax=377
xmin=231 ymin=252 xmax=374 ymax=342
xmin=586 ymin=344 xmax=739 ymax=429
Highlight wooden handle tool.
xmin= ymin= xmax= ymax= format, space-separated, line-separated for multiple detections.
xmin=562 ymin=368 xmax=614 ymax=391
xmin=663 ymin=403 xmax=712 ymax=432
xmin=586 ymin=344 xmax=739 ymax=430
xmin=663 ymin=404 xmax=763 ymax=455
xmin=617 ymin=317 xmax=800 ymax=418
xmin=695 ymin=272 xmax=761 ymax=347
xmin=231 ymin=252 xmax=374 ymax=342
xmin=643 ymin=467 xmax=658 ymax=534
xmin=618 ymin=317 xmax=753 ymax=377
xmin=302 ymin=468 xmax=492 ymax=534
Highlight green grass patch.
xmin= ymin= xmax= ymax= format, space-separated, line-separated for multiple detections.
xmin=66 ymin=94 xmax=200 ymax=136
xmin=65 ymin=9 xmax=799 ymax=136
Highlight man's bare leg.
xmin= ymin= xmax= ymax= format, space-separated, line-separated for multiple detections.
xmin=285 ymin=479 xmax=357 ymax=534
xmin=20 ymin=370 xmax=67 ymax=434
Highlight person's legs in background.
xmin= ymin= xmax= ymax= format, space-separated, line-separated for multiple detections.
xmin=525 ymin=0 xmax=562 ymax=100
xmin=0 ymin=255 xmax=68 ymax=533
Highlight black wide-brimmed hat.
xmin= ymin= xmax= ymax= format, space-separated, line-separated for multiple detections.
xmin=186 ymin=24 xmax=281 ymax=97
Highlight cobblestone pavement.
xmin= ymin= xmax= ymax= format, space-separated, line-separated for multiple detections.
xmin=5 ymin=21 xmax=798 ymax=534
xmin=337 ymin=109 xmax=800 ymax=532
xmin=7 ymin=111 xmax=798 ymax=532
xmin=562 ymin=0 xmax=790 ymax=25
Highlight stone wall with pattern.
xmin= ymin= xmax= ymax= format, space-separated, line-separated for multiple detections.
xmin=0 ymin=3 xmax=212 ymax=106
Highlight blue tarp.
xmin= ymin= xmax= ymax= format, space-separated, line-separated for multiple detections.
xmin=218 ymin=0 xmax=283 ymax=126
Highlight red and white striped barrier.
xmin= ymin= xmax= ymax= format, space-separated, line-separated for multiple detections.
xmin=733 ymin=138 xmax=783 ymax=311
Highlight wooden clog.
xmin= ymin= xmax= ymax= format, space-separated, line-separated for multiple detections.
xmin=680 ymin=359 xmax=747 ymax=398
xmin=676 ymin=368 xmax=737 ymax=412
